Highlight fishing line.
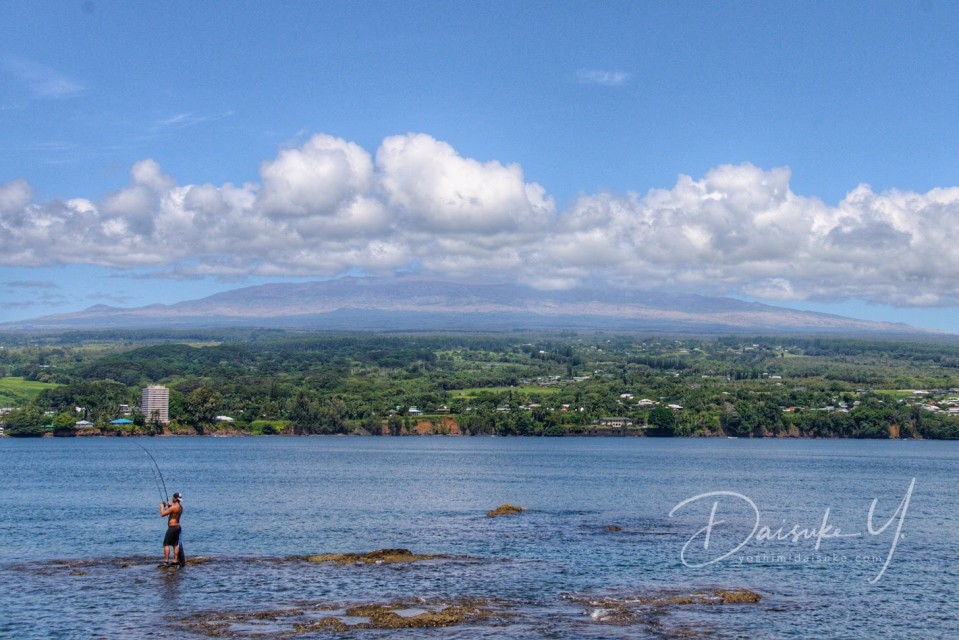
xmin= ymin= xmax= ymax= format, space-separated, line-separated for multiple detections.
xmin=133 ymin=441 xmax=169 ymax=504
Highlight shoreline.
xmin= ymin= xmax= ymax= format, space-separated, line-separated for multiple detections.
xmin=5 ymin=430 xmax=934 ymax=441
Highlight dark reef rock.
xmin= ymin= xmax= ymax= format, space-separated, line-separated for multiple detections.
xmin=291 ymin=548 xmax=443 ymax=564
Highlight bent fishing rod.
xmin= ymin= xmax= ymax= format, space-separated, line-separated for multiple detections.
xmin=134 ymin=441 xmax=170 ymax=505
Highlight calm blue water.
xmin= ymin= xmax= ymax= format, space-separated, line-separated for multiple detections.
xmin=1 ymin=437 xmax=956 ymax=638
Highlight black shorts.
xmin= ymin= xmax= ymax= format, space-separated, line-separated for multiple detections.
xmin=163 ymin=525 xmax=181 ymax=547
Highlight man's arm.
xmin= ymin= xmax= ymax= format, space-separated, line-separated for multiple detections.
xmin=160 ymin=502 xmax=171 ymax=516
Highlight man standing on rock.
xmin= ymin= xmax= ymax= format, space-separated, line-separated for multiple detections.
xmin=159 ymin=492 xmax=183 ymax=566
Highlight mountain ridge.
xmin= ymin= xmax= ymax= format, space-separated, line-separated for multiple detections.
xmin=0 ymin=277 xmax=936 ymax=335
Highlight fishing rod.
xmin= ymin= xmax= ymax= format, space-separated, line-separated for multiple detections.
xmin=134 ymin=441 xmax=170 ymax=505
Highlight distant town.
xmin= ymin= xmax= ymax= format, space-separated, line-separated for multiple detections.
xmin=2 ymin=332 xmax=958 ymax=439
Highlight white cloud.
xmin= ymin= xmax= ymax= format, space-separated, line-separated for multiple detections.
xmin=2 ymin=134 xmax=959 ymax=307
xmin=2 ymin=57 xmax=85 ymax=99
xmin=376 ymin=133 xmax=554 ymax=233
xmin=0 ymin=178 xmax=32 ymax=212
xmin=576 ymin=69 xmax=631 ymax=86
xmin=152 ymin=111 xmax=232 ymax=132
xmin=2 ymin=279 xmax=57 ymax=290
xmin=527 ymin=163 xmax=959 ymax=306
xmin=257 ymin=134 xmax=374 ymax=219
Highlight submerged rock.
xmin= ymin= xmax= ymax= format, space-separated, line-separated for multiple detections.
xmin=293 ymin=548 xmax=442 ymax=564
xmin=649 ymin=587 xmax=762 ymax=606
xmin=294 ymin=616 xmax=347 ymax=633
xmin=572 ymin=586 xmax=762 ymax=626
xmin=155 ymin=556 xmax=212 ymax=570
xmin=178 ymin=586 xmax=759 ymax=637
xmin=487 ymin=503 xmax=525 ymax=517
xmin=14 ymin=556 xmax=199 ymax=576
xmin=184 ymin=597 xmax=504 ymax=636
xmin=563 ymin=587 xmax=765 ymax=639
xmin=342 ymin=602 xmax=488 ymax=629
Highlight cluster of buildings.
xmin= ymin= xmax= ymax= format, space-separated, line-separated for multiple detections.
xmin=73 ymin=385 xmax=170 ymax=431
xmin=912 ymin=389 xmax=959 ymax=415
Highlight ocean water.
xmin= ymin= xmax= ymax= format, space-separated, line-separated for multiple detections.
xmin=0 ymin=436 xmax=956 ymax=638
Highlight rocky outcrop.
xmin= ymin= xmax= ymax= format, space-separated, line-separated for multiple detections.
xmin=183 ymin=597 xmax=502 ymax=636
xmin=486 ymin=503 xmax=525 ymax=518
xmin=572 ymin=587 xmax=762 ymax=625
xmin=294 ymin=548 xmax=441 ymax=564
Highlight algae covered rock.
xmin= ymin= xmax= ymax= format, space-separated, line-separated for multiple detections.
xmin=343 ymin=603 xmax=487 ymax=629
xmin=486 ymin=503 xmax=525 ymax=518
xmin=294 ymin=617 xmax=348 ymax=633
xmin=299 ymin=548 xmax=438 ymax=564
xmin=573 ymin=586 xmax=763 ymax=626
xmin=716 ymin=588 xmax=761 ymax=604
xmin=183 ymin=597 xmax=503 ymax=636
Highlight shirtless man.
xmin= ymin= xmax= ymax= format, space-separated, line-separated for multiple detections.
xmin=159 ymin=492 xmax=183 ymax=565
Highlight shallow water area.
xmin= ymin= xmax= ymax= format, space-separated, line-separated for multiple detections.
xmin=1 ymin=436 xmax=956 ymax=638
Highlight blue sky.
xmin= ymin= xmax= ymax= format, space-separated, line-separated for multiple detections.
xmin=2 ymin=1 xmax=959 ymax=331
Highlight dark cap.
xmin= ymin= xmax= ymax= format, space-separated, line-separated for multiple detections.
xmin=172 ymin=492 xmax=182 ymax=501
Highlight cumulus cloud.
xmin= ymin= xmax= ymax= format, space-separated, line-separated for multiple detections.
xmin=0 ymin=178 xmax=32 ymax=212
xmin=376 ymin=133 xmax=553 ymax=233
xmin=258 ymin=134 xmax=374 ymax=217
xmin=2 ymin=133 xmax=959 ymax=307
xmin=524 ymin=163 xmax=959 ymax=306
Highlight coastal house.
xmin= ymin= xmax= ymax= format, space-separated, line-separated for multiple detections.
xmin=583 ymin=416 xmax=641 ymax=437
xmin=598 ymin=417 xmax=633 ymax=428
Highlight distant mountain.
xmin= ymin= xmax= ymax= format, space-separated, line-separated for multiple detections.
xmin=0 ymin=277 xmax=936 ymax=335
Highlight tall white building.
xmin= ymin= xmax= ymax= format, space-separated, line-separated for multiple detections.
xmin=141 ymin=385 xmax=170 ymax=425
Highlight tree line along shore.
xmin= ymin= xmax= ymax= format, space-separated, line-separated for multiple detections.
xmin=2 ymin=331 xmax=959 ymax=439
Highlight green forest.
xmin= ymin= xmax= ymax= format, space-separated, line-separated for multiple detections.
xmin=2 ymin=329 xmax=959 ymax=439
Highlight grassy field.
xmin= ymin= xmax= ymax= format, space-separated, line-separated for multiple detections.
xmin=0 ymin=377 xmax=59 ymax=408
xmin=249 ymin=419 xmax=291 ymax=435
xmin=874 ymin=389 xmax=925 ymax=401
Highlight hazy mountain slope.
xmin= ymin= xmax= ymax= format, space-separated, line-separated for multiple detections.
xmin=0 ymin=277 xmax=932 ymax=335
